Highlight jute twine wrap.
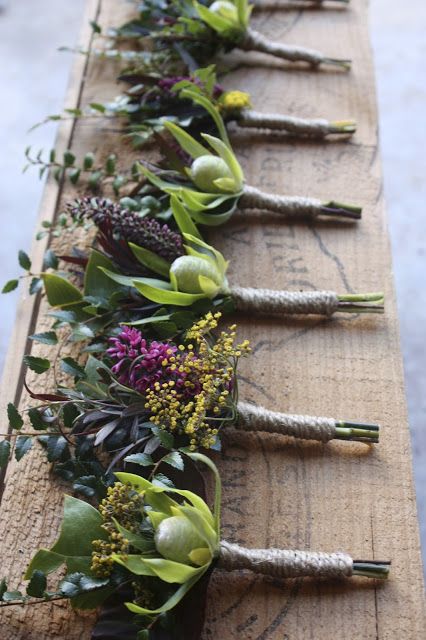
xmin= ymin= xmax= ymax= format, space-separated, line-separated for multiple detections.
xmin=241 ymin=28 xmax=326 ymax=65
xmin=240 ymin=185 xmax=322 ymax=217
xmin=230 ymin=287 xmax=340 ymax=316
xmin=238 ymin=110 xmax=332 ymax=137
xmin=237 ymin=401 xmax=337 ymax=442
xmin=218 ymin=541 xmax=353 ymax=578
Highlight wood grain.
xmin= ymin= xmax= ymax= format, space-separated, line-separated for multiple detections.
xmin=0 ymin=0 xmax=425 ymax=638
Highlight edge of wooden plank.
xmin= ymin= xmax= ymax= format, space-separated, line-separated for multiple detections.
xmin=0 ymin=0 xmax=101 ymax=501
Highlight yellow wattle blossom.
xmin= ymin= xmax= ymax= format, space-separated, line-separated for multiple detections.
xmin=220 ymin=90 xmax=252 ymax=112
xmin=145 ymin=312 xmax=250 ymax=450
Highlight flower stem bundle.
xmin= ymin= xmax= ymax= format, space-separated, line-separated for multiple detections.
xmin=235 ymin=110 xmax=356 ymax=137
xmin=218 ymin=541 xmax=390 ymax=579
xmin=237 ymin=401 xmax=380 ymax=443
xmin=230 ymin=288 xmax=385 ymax=316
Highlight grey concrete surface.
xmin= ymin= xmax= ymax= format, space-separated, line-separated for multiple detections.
xmin=0 ymin=0 xmax=425 ymax=574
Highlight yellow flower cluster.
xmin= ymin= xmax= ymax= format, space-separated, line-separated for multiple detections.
xmin=145 ymin=312 xmax=250 ymax=450
xmin=220 ymin=90 xmax=252 ymax=112
xmin=91 ymin=482 xmax=143 ymax=577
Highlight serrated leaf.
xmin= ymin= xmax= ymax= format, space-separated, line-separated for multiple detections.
xmin=0 ymin=440 xmax=11 ymax=468
xmin=0 ymin=578 xmax=7 ymax=599
xmin=151 ymin=426 xmax=174 ymax=449
xmin=38 ymin=435 xmax=70 ymax=463
xmin=7 ymin=403 xmax=23 ymax=430
xmin=60 ymin=572 xmax=108 ymax=598
xmin=2 ymin=591 xmax=24 ymax=602
xmin=23 ymin=355 xmax=50 ymax=374
xmin=28 ymin=408 xmax=46 ymax=431
xmin=43 ymin=249 xmax=59 ymax=270
xmin=29 ymin=277 xmax=43 ymax=294
xmin=152 ymin=473 xmax=174 ymax=488
xmin=2 ymin=279 xmax=19 ymax=293
xmin=29 ymin=331 xmax=58 ymax=346
xmin=15 ymin=435 xmax=33 ymax=461
xmin=18 ymin=250 xmax=31 ymax=270
xmin=124 ymin=453 xmax=154 ymax=467
xmin=26 ymin=570 xmax=47 ymax=598
xmin=61 ymin=357 xmax=86 ymax=378
xmin=162 ymin=451 xmax=184 ymax=471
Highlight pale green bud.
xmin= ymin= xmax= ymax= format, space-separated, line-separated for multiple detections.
xmin=170 ymin=255 xmax=223 ymax=294
xmin=155 ymin=516 xmax=205 ymax=564
xmin=209 ymin=0 xmax=239 ymax=22
xmin=190 ymin=155 xmax=233 ymax=193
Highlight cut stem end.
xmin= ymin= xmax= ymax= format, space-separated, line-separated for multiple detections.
xmin=353 ymin=561 xmax=391 ymax=579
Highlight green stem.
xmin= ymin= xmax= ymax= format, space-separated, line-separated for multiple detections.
xmin=320 ymin=201 xmax=362 ymax=220
xmin=337 ymin=293 xmax=385 ymax=314
xmin=335 ymin=421 xmax=379 ymax=443
xmin=353 ymin=561 xmax=391 ymax=579
xmin=329 ymin=120 xmax=357 ymax=134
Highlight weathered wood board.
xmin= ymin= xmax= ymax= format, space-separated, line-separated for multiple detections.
xmin=0 ymin=0 xmax=425 ymax=638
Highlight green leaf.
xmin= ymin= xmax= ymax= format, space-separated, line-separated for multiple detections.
xmin=63 ymin=151 xmax=75 ymax=167
xmin=0 ymin=441 xmax=11 ymax=468
xmin=59 ymin=573 xmax=109 ymax=598
xmin=125 ymin=567 xmax=208 ymax=615
xmin=90 ymin=20 xmax=102 ymax=33
xmin=162 ymin=451 xmax=184 ymax=471
xmin=23 ymin=355 xmax=50 ymax=374
xmin=26 ymin=570 xmax=47 ymax=598
xmin=83 ymin=152 xmax=95 ymax=170
xmin=180 ymin=88 xmax=230 ymax=145
xmin=7 ymin=403 xmax=23 ymax=430
xmin=2 ymin=279 xmax=19 ymax=293
xmin=29 ymin=331 xmax=58 ymax=346
xmin=133 ymin=281 xmax=206 ymax=306
xmin=18 ymin=250 xmax=31 ymax=270
xmin=83 ymin=250 xmax=118 ymax=299
xmin=43 ymin=249 xmax=59 ymax=269
xmin=164 ymin=121 xmax=210 ymax=160
xmin=129 ymin=243 xmax=171 ymax=278
xmin=89 ymin=102 xmax=106 ymax=113
xmin=61 ymin=357 xmax=86 ymax=379
xmin=15 ymin=435 xmax=33 ymax=461
xmin=170 ymin=196 xmax=202 ymax=240
xmin=194 ymin=2 xmax=235 ymax=33
xmin=105 ymin=154 xmax=116 ymax=175
xmin=0 ymin=578 xmax=7 ymax=599
xmin=29 ymin=277 xmax=43 ymax=295
xmin=151 ymin=426 xmax=174 ymax=449
xmin=2 ymin=590 xmax=24 ymax=602
xmin=38 ymin=435 xmax=70 ymax=463
xmin=114 ymin=556 xmax=202 ymax=584
xmin=42 ymin=273 xmax=83 ymax=307
xmin=28 ymin=408 xmax=47 ymax=431
xmin=25 ymin=496 xmax=108 ymax=579
xmin=114 ymin=523 xmax=155 ymax=553
xmin=124 ymin=452 xmax=154 ymax=467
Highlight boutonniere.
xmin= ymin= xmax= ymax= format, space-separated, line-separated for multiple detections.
xmin=103 ymin=201 xmax=383 ymax=316
xmin=115 ymin=0 xmax=351 ymax=70
xmin=139 ymin=116 xmax=362 ymax=223
xmin=1 ymin=455 xmax=389 ymax=637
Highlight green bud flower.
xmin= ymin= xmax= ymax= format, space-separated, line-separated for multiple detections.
xmin=155 ymin=516 xmax=206 ymax=565
xmin=190 ymin=155 xmax=234 ymax=193
xmin=209 ymin=0 xmax=239 ymax=22
xmin=170 ymin=255 xmax=224 ymax=295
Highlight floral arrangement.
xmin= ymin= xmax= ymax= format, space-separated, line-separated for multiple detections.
xmin=0 ymin=0 xmax=392 ymax=638
xmin=0 ymin=455 xmax=389 ymax=637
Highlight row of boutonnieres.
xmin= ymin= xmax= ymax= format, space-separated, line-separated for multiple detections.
xmin=0 ymin=1 xmax=390 ymax=637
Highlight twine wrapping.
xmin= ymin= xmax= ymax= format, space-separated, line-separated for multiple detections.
xmin=218 ymin=541 xmax=353 ymax=579
xmin=230 ymin=287 xmax=340 ymax=316
xmin=238 ymin=110 xmax=332 ymax=137
xmin=237 ymin=401 xmax=336 ymax=442
xmin=239 ymin=185 xmax=322 ymax=217
xmin=241 ymin=28 xmax=327 ymax=65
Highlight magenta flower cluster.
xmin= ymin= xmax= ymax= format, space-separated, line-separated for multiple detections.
xmin=106 ymin=326 xmax=202 ymax=397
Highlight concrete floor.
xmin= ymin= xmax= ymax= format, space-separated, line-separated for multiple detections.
xmin=0 ymin=0 xmax=425 ymax=573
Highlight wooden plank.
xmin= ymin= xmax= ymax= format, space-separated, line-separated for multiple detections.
xmin=0 ymin=0 xmax=425 ymax=638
